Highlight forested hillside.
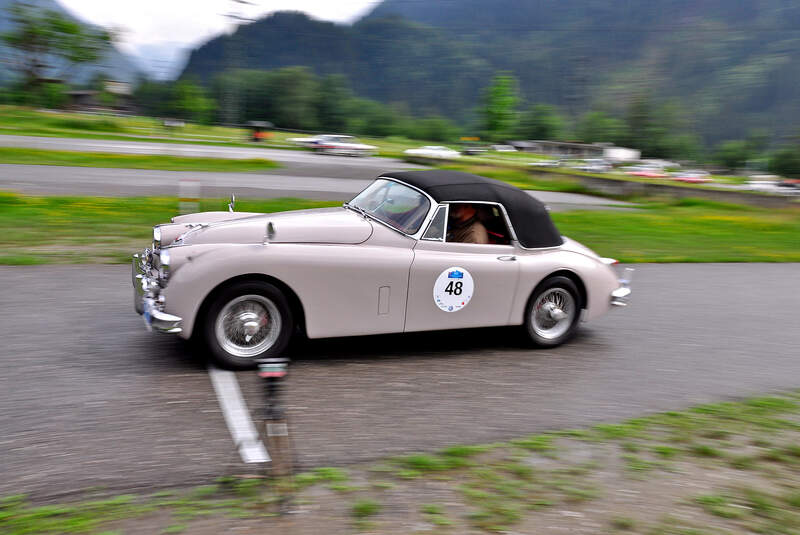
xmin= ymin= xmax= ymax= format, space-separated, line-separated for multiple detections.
xmin=180 ymin=1 xmax=800 ymax=143
xmin=0 ymin=0 xmax=141 ymax=85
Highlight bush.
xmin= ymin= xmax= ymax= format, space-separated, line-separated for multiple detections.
xmin=40 ymin=83 xmax=69 ymax=109
xmin=769 ymin=147 xmax=800 ymax=178
xmin=51 ymin=118 xmax=124 ymax=132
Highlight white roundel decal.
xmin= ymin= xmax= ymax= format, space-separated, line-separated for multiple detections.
xmin=433 ymin=267 xmax=474 ymax=312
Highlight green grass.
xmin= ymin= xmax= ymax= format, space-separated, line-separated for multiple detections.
xmin=0 ymin=107 xmax=451 ymax=155
xmin=610 ymin=515 xmax=636 ymax=530
xmin=438 ymin=163 xmax=589 ymax=193
xmin=0 ymin=147 xmax=279 ymax=172
xmin=0 ymin=106 xmax=251 ymax=144
xmin=351 ymin=499 xmax=380 ymax=518
xmin=551 ymin=198 xmax=800 ymax=263
xmin=0 ymin=193 xmax=339 ymax=264
xmin=0 ymin=192 xmax=797 ymax=265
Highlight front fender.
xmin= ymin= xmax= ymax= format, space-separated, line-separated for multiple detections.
xmin=161 ymin=243 xmax=293 ymax=339
xmin=512 ymin=249 xmax=618 ymax=324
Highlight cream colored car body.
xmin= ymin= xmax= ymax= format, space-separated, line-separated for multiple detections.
xmin=139 ymin=199 xmax=624 ymax=342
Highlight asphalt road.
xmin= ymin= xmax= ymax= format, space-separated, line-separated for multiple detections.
xmin=0 ymin=164 xmax=633 ymax=209
xmin=0 ymin=164 xmax=369 ymax=200
xmin=1 ymin=263 xmax=799 ymax=500
xmin=0 ymin=134 xmax=410 ymax=167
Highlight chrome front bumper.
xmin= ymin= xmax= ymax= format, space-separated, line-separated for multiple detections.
xmin=132 ymin=252 xmax=183 ymax=333
xmin=610 ymin=267 xmax=634 ymax=307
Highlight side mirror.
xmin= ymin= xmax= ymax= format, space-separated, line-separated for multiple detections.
xmin=228 ymin=193 xmax=236 ymax=213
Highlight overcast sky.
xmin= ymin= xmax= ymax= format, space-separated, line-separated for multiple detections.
xmin=59 ymin=0 xmax=378 ymax=76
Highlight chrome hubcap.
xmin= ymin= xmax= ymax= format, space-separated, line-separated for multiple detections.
xmin=215 ymin=295 xmax=281 ymax=358
xmin=532 ymin=288 xmax=575 ymax=340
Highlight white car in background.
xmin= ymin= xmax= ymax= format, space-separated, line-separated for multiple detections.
xmin=287 ymin=135 xmax=322 ymax=147
xmin=312 ymin=135 xmax=377 ymax=157
xmin=404 ymin=146 xmax=462 ymax=159
xmin=671 ymin=170 xmax=712 ymax=183
xmin=575 ymin=159 xmax=612 ymax=173
xmin=490 ymin=144 xmax=517 ymax=152
xmin=528 ymin=159 xmax=562 ymax=168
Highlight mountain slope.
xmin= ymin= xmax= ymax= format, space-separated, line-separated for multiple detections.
xmin=181 ymin=11 xmax=491 ymax=120
xmin=181 ymin=1 xmax=800 ymax=143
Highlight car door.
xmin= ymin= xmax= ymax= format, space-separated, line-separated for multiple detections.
xmin=404 ymin=205 xmax=521 ymax=332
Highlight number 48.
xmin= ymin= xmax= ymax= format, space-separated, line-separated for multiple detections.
xmin=445 ymin=281 xmax=463 ymax=296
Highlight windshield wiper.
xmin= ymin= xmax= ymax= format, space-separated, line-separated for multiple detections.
xmin=343 ymin=202 xmax=370 ymax=219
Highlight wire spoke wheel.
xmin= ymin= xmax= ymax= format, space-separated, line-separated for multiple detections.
xmin=531 ymin=287 xmax=576 ymax=341
xmin=214 ymin=294 xmax=282 ymax=358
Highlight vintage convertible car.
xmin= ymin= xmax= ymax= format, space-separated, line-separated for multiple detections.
xmin=133 ymin=170 xmax=631 ymax=369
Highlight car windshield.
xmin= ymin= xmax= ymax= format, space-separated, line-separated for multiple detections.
xmin=348 ymin=179 xmax=431 ymax=234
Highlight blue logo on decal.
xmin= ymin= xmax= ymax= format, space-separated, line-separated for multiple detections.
xmin=448 ymin=306 xmax=453 ymax=311
xmin=448 ymin=270 xmax=464 ymax=279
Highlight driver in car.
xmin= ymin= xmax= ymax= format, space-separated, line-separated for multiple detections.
xmin=447 ymin=203 xmax=489 ymax=244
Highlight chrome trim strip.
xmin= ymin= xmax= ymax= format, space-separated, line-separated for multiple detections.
xmin=143 ymin=297 xmax=183 ymax=332
xmin=132 ymin=252 xmax=183 ymax=333
xmin=610 ymin=267 xmax=634 ymax=307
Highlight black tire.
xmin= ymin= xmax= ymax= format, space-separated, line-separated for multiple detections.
xmin=202 ymin=280 xmax=293 ymax=370
xmin=523 ymin=275 xmax=583 ymax=347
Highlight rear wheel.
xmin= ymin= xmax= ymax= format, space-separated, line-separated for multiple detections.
xmin=203 ymin=281 xmax=293 ymax=370
xmin=524 ymin=276 xmax=582 ymax=347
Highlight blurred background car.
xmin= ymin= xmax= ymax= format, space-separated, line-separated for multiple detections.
xmin=575 ymin=159 xmax=612 ymax=173
xmin=287 ymin=135 xmax=323 ymax=147
xmin=403 ymin=145 xmax=462 ymax=159
xmin=461 ymin=145 xmax=489 ymax=156
xmin=778 ymin=178 xmax=800 ymax=191
xmin=671 ymin=170 xmax=712 ymax=183
xmin=490 ymin=144 xmax=517 ymax=152
xmin=528 ymin=159 xmax=563 ymax=168
xmin=623 ymin=165 xmax=668 ymax=178
xmin=312 ymin=134 xmax=377 ymax=156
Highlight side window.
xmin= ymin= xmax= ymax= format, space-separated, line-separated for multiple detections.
xmin=421 ymin=205 xmax=447 ymax=241
xmin=446 ymin=203 xmax=512 ymax=245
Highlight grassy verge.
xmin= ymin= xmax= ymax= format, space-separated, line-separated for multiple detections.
xmin=1 ymin=192 xmax=797 ymax=265
xmin=0 ymin=147 xmax=279 ymax=172
xmin=6 ymin=391 xmax=800 ymax=534
xmin=552 ymin=198 xmax=800 ymax=263
xmin=0 ymin=106 xmax=249 ymax=143
xmin=437 ymin=163 xmax=590 ymax=193
xmin=0 ymin=107 xmax=449 ymax=155
xmin=0 ymin=194 xmax=339 ymax=264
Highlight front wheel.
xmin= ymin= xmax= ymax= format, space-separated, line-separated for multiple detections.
xmin=523 ymin=276 xmax=582 ymax=347
xmin=203 ymin=281 xmax=293 ymax=370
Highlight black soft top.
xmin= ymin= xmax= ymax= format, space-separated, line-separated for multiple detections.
xmin=381 ymin=170 xmax=563 ymax=248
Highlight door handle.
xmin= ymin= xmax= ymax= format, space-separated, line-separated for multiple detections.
xmin=497 ymin=255 xmax=516 ymax=261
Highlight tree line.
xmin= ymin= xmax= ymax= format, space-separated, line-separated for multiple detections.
xmin=134 ymin=68 xmax=461 ymax=142
xmin=481 ymin=73 xmax=800 ymax=175
xmin=4 ymin=2 xmax=800 ymax=176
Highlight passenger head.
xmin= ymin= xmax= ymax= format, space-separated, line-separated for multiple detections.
xmin=450 ymin=203 xmax=477 ymax=222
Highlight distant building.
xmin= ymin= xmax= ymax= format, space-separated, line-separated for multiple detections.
xmin=104 ymin=80 xmax=132 ymax=96
xmin=67 ymin=79 xmax=135 ymax=113
xmin=511 ymin=140 xmax=640 ymax=163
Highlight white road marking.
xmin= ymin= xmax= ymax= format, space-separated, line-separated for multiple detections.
xmin=208 ymin=365 xmax=270 ymax=464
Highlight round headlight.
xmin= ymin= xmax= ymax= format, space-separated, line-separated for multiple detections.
xmin=153 ymin=226 xmax=162 ymax=249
